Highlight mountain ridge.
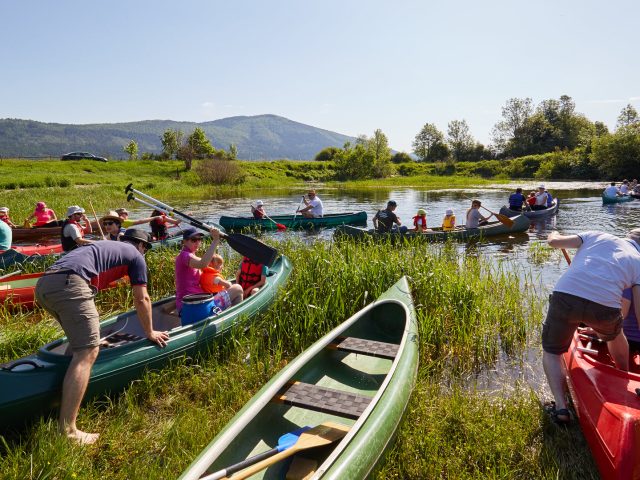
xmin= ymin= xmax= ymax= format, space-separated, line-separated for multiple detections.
xmin=0 ymin=114 xmax=356 ymax=160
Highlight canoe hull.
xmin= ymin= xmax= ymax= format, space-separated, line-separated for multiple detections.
xmin=179 ymin=276 xmax=418 ymax=480
xmin=219 ymin=212 xmax=368 ymax=231
xmin=334 ymin=215 xmax=530 ymax=242
xmin=0 ymin=256 xmax=291 ymax=426
xmin=562 ymin=331 xmax=640 ymax=480
xmin=602 ymin=194 xmax=635 ymax=205
xmin=499 ymin=199 xmax=559 ymax=219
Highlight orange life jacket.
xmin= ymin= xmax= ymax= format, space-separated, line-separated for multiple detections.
xmin=442 ymin=215 xmax=456 ymax=231
xmin=200 ymin=266 xmax=225 ymax=293
xmin=238 ymin=257 xmax=263 ymax=290
xmin=413 ymin=214 xmax=427 ymax=231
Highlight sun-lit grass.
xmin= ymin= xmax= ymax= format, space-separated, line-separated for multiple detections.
xmin=0 ymin=238 xmax=596 ymax=479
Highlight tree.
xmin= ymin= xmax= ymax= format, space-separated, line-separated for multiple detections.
xmin=186 ymin=127 xmax=216 ymax=159
xmin=228 ymin=143 xmax=238 ymax=160
xmin=617 ymin=104 xmax=639 ymax=129
xmin=161 ymin=129 xmax=183 ymax=159
xmin=123 ymin=140 xmax=138 ymax=160
xmin=391 ymin=152 xmax=413 ymax=163
xmin=447 ymin=119 xmax=474 ymax=162
xmin=333 ymin=129 xmax=393 ymax=179
xmin=412 ymin=123 xmax=446 ymax=162
xmin=491 ymin=97 xmax=533 ymax=154
xmin=315 ymin=146 xmax=341 ymax=161
xmin=367 ymin=129 xmax=393 ymax=178
xmin=591 ymin=126 xmax=640 ymax=178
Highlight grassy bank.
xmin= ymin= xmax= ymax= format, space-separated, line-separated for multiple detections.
xmin=0 ymin=238 xmax=596 ymax=479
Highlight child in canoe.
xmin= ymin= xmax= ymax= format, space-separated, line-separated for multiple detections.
xmin=411 ymin=208 xmax=428 ymax=232
xmin=200 ymin=254 xmax=234 ymax=294
xmin=442 ymin=209 xmax=456 ymax=231
xmin=236 ymin=256 xmax=268 ymax=298
xmin=0 ymin=207 xmax=16 ymax=228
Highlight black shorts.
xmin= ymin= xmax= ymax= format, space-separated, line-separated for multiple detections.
xmin=541 ymin=291 xmax=622 ymax=354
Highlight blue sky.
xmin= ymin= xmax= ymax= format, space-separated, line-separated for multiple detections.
xmin=1 ymin=0 xmax=638 ymax=152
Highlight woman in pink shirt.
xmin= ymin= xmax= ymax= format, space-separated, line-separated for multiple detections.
xmin=26 ymin=202 xmax=58 ymax=227
xmin=174 ymin=227 xmax=243 ymax=314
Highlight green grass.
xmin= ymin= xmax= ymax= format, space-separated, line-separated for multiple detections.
xmin=0 ymin=238 xmax=597 ymax=479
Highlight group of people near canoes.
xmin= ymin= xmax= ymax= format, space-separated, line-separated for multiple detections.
xmin=508 ymin=185 xmax=554 ymax=211
xmin=603 ymin=179 xmax=640 ymax=198
xmin=250 ymin=189 xmax=324 ymax=220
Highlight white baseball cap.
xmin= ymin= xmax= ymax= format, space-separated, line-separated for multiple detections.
xmin=255 ymin=200 xmax=264 ymax=206
xmin=66 ymin=205 xmax=85 ymax=217
xmin=445 ymin=209 xmax=454 ymax=215
xmin=0 ymin=207 xmax=8 ymax=213
xmin=538 ymin=184 xmax=545 ymax=189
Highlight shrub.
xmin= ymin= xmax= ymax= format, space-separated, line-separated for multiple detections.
xmin=397 ymin=163 xmax=421 ymax=176
xmin=391 ymin=152 xmax=413 ymax=164
xmin=315 ymin=147 xmax=341 ymax=161
xmin=195 ymin=159 xmax=245 ymax=185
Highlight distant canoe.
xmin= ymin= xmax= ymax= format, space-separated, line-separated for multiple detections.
xmin=499 ymin=199 xmax=559 ymax=219
xmin=602 ymin=194 xmax=635 ymax=205
xmin=334 ymin=215 xmax=530 ymax=242
xmin=219 ymin=212 xmax=367 ymax=231
xmin=0 ymin=255 xmax=292 ymax=426
xmin=179 ymin=276 xmax=418 ymax=480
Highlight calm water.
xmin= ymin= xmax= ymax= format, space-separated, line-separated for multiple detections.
xmin=125 ymin=181 xmax=640 ymax=392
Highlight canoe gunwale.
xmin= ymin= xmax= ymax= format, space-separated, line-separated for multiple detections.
xmin=179 ymin=281 xmax=414 ymax=480
xmin=499 ymin=199 xmax=559 ymax=219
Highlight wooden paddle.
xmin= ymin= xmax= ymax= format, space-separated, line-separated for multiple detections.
xmin=88 ymin=200 xmax=105 ymax=239
xmin=292 ymin=196 xmax=305 ymax=225
xmin=460 ymin=193 xmax=514 ymax=228
xmin=226 ymin=422 xmax=350 ymax=480
xmin=561 ymin=248 xmax=571 ymax=265
xmin=250 ymin=204 xmax=286 ymax=231
xmin=125 ymin=185 xmax=278 ymax=267
xmin=202 ymin=426 xmax=311 ymax=480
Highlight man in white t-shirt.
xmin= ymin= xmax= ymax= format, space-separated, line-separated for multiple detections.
xmin=542 ymin=229 xmax=640 ymax=424
xmin=603 ymin=182 xmax=620 ymax=198
xmin=299 ymin=189 xmax=324 ymax=218
xmin=532 ymin=185 xmax=549 ymax=210
xmin=620 ymin=180 xmax=630 ymax=194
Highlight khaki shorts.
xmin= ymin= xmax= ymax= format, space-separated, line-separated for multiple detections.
xmin=35 ymin=273 xmax=100 ymax=351
xmin=542 ymin=291 xmax=622 ymax=354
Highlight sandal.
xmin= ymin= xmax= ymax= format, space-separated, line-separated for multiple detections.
xmin=544 ymin=401 xmax=571 ymax=425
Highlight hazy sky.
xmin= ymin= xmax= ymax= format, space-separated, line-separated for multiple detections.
xmin=1 ymin=0 xmax=638 ymax=152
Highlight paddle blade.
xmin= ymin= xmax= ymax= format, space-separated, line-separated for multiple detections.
xmin=494 ymin=213 xmax=515 ymax=228
xmin=224 ymin=233 xmax=278 ymax=267
xmin=276 ymin=223 xmax=287 ymax=231
xmin=278 ymin=426 xmax=311 ymax=451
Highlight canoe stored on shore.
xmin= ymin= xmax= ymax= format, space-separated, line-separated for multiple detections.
xmin=602 ymin=194 xmax=635 ymax=205
xmin=562 ymin=329 xmax=640 ymax=480
xmin=0 ymin=255 xmax=291 ymax=426
xmin=179 ymin=276 xmax=418 ymax=480
xmin=499 ymin=199 xmax=559 ymax=219
xmin=334 ymin=215 xmax=530 ymax=242
xmin=219 ymin=212 xmax=368 ymax=231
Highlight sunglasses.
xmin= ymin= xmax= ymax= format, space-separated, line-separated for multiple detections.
xmin=188 ymin=237 xmax=203 ymax=242
xmin=103 ymin=221 xmax=119 ymax=226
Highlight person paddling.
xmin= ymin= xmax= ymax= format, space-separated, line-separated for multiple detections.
xmin=508 ymin=188 xmax=526 ymax=212
xmin=603 ymin=182 xmax=621 ymax=198
xmin=251 ymin=200 xmax=266 ymax=219
xmin=465 ymin=200 xmax=490 ymax=228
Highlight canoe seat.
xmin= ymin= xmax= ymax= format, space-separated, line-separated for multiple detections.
xmin=100 ymin=332 xmax=143 ymax=349
xmin=328 ymin=336 xmax=399 ymax=360
xmin=273 ymin=381 xmax=371 ymax=420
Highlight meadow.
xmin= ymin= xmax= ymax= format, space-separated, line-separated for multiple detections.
xmin=0 ymin=236 xmax=597 ymax=479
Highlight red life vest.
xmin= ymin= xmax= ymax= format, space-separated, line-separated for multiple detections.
xmin=200 ymin=266 xmax=225 ymax=293
xmin=413 ymin=214 xmax=427 ymax=231
xmin=238 ymin=257 xmax=263 ymax=290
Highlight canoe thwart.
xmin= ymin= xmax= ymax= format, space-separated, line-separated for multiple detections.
xmin=328 ymin=336 xmax=399 ymax=360
xmin=273 ymin=381 xmax=371 ymax=420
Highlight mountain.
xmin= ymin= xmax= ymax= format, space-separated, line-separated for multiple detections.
xmin=0 ymin=115 xmax=356 ymax=160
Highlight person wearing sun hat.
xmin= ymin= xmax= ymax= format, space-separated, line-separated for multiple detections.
xmin=26 ymin=201 xmax=57 ymax=227
xmin=411 ymin=208 xmax=428 ymax=232
xmin=35 ymin=228 xmax=169 ymax=445
xmin=100 ymin=210 xmax=124 ymax=240
xmin=442 ymin=208 xmax=456 ymax=231
xmin=532 ymin=184 xmax=549 ymax=211
xmin=251 ymin=200 xmax=266 ymax=219
xmin=61 ymin=205 xmax=93 ymax=252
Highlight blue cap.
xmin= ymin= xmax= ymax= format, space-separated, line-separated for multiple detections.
xmin=182 ymin=227 xmax=204 ymax=240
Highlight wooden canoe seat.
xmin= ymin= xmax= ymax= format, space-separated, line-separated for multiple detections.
xmin=327 ymin=336 xmax=399 ymax=360
xmin=273 ymin=381 xmax=371 ymax=420
xmin=100 ymin=332 xmax=143 ymax=349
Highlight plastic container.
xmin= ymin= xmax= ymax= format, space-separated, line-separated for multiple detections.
xmin=181 ymin=293 xmax=216 ymax=325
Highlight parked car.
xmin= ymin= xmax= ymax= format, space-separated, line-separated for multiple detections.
xmin=60 ymin=152 xmax=108 ymax=162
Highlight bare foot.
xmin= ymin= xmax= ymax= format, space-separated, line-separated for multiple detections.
xmin=65 ymin=429 xmax=99 ymax=445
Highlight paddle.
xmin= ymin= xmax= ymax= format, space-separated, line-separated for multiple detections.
xmin=226 ymin=422 xmax=350 ymax=480
xmin=201 ymin=426 xmax=311 ymax=480
xmin=561 ymin=248 xmax=571 ymax=265
xmin=460 ymin=194 xmax=514 ymax=228
xmin=88 ymin=200 xmax=105 ymax=239
xmin=291 ymin=196 xmax=305 ymax=225
xmin=124 ymin=185 xmax=278 ymax=267
xmin=250 ymin=204 xmax=286 ymax=231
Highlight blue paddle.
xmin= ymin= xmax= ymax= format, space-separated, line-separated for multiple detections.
xmin=202 ymin=426 xmax=311 ymax=480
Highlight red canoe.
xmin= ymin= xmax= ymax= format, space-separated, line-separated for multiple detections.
xmin=562 ymin=329 xmax=640 ymax=480
xmin=4 ymin=244 xmax=63 ymax=255
xmin=0 ymin=268 xmax=130 ymax=309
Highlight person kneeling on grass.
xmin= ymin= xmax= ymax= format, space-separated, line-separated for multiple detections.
xmin=236 ymin=256 xmax=267 ymax=298
xmin=174 ymin=227 xmax=243 ymax=316
xmin=200 ymin=254 xmax=234 ymax=294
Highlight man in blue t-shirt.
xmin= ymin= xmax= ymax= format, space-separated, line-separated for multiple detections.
xmin=34 ymin=229 xmax=169 ymax=445
xmin=508 ymin=188 xmax=526 ymax=211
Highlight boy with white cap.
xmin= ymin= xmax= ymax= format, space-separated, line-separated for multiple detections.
xmin=61 ymin=205 xmax=93 ymax=252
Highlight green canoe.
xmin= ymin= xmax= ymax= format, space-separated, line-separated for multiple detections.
xmin=334 ymin=214 xmax=530 ymax=242
xmin=602 ymin=194 xmax=635 ymax=205
xmin=179 ymin=276 xmax=418 ymax=480
xmin=219 ymin=212 xmax=367 ymax=231
xmin=0 ymin=255 xmax=291 ymax=426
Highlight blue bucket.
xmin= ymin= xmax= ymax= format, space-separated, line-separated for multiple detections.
xmin=181 ymin=293 xmax=216 ymax=325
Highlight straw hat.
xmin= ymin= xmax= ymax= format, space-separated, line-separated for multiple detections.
xmin=417 ymin=208 xmax=426 ymax=215
xmin=116 ymin=207 xmax=129 ymax=216
xmin=100 ymin=210 xmax=122 ymax=224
